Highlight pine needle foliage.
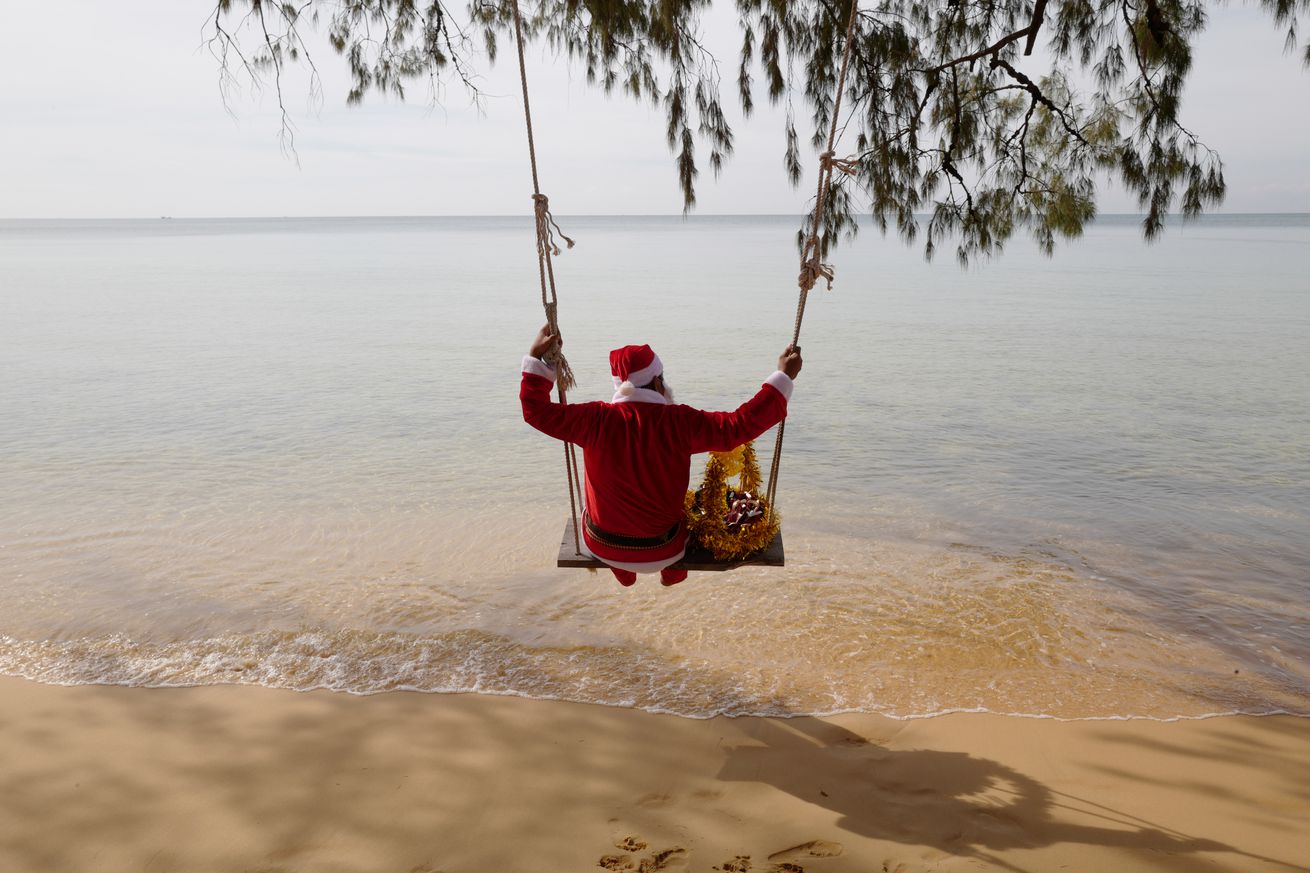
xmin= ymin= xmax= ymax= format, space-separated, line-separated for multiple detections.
xmin=208 ymin=0 xmax=1310 ymax=261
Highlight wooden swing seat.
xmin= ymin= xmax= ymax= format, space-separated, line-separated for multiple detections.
xmin=556 ymin=517 xmax=784 ymax=571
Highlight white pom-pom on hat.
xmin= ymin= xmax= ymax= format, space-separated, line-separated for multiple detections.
xmin=618 ymin=381 xmax=637 ymax=396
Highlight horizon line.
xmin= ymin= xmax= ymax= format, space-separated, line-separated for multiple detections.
xmin=4 ymin=211 xmax=1309 ymax=222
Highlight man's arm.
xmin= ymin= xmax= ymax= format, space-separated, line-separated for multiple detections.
xmin=520 ymin=324 xmax=600 ymax=446
xmin=683 ymin=345 xmax=802 ymax=454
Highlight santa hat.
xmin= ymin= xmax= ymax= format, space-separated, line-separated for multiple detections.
xmin=610 ymin=344 xmax=663 ymax=396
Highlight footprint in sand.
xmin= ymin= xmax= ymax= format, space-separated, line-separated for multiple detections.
xmin=637 ymin=792 xmax=673 ymax=808
xmin=599 ymin=838 xmax=686 ymax=873
xmin=638 ymin=847 xmax=688 ymax=872
xmin=767 ymin=840 xmax=844 ymax=863
xmin=713 ymin=855 xmax=752 ymax=872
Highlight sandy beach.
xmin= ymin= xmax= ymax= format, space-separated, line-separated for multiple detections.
xmin=5 ymin=0 xmax=1310 ymax=865
xmin=2 ymin=677 xmax=1306 ymax=872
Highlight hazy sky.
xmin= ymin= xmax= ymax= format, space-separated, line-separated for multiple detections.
xmin=2 ymin=1 xmax=1307 ymax=217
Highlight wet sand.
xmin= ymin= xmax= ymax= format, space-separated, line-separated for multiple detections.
xmin=1 ymin=676 xmax=1306 ymax=872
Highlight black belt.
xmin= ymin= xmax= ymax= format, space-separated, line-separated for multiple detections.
xmin=583 ymin=512 xmax=680 ymax=551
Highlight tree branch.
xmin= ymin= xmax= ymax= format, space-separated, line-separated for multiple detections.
xmin=1024 ymin=0 xmax=1049 ymax=55
xmin=926 ymin=23 xmax=1037 ymax=73
xmin=989 ymin=56 xmax=1087 ymax=145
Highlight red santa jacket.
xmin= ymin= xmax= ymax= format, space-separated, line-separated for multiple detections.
xmin=521 ymin=356 xmax=793 ymax=569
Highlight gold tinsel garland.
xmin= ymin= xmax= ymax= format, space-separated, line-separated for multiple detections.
xmin=684 ymin=441 xmax=780 ymax=560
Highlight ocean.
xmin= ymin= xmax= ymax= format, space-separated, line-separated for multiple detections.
xmin=1 ymin=214 xmax=1307 ymax=720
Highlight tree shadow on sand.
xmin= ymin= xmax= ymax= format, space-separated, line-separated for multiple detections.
xmin=716 ymin=715 xmax=1305 ymax=873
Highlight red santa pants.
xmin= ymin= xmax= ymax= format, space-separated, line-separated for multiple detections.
xmin=611 ymin=567 xmax=688 ymax=587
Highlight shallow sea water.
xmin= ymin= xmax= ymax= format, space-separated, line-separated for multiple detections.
xmin=1 ymin=214 xmax=1307 ymax=719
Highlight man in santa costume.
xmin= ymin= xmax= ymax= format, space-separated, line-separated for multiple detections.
xmin=521 ymin=324 xmax=802 ymax=587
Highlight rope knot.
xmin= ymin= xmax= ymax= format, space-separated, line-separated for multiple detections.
xmin=532 ymin=191 xmax=576 ymax=256
xmin=797 ymin=234 xmax=835 ymax=292
xmin=818 ymin=151 xmax=859 ymax=176
xmin=798 ymin=256 xmax=835 ymax=292
xmin=538 ymin=302 xmax=576 ymax=391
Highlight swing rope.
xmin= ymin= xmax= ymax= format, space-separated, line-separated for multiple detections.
xmin=512 ymin=0 xmax=859 ymax=557
xmin=511 ymin=0 xmax=584 ymax=553
xmin=765 ymin=0 xmax=862 ymax=517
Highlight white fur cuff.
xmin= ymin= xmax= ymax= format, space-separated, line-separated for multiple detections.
xmin=765 ymin=370 xmax=794 ymax=401
xmin=522 ymin=355 xmax=557 ymax=381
